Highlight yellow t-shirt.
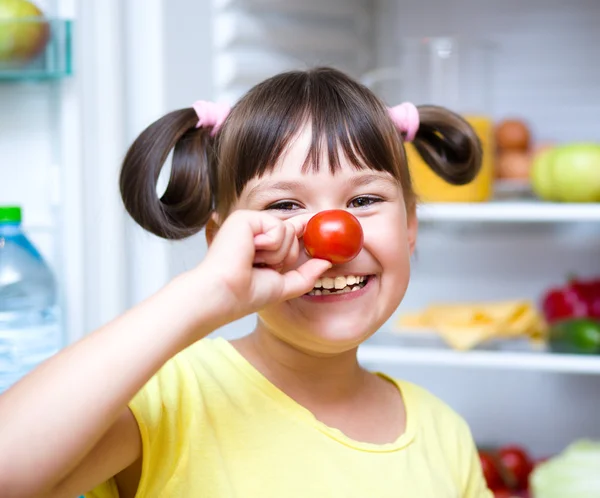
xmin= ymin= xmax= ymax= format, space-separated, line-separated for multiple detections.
xmin=86 ymin=337 xmax=492 ymax=498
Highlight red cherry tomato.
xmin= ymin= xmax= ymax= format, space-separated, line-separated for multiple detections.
xmin=303 ymin=210 xmax=363 ymax=264
xmin=493 ymin=488 xmax=513 ymax=498
xmin=479 ymin=451 xmax=505 ymax=491
xmin=497 ymin=445 xmax=533 ymax=491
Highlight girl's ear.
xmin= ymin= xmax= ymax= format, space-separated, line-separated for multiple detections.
xmin=205 ymin=213 xmax=221 ymax=246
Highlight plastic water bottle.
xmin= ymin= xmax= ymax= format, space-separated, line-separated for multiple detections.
xmin=0 ymin=206 xmax=63 ymax=393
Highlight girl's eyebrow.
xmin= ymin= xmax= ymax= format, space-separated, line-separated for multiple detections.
xmin=246 ymin=180 xmax=306 ymax=202
xmin=348 ymin=173 xmax=397 ymax=189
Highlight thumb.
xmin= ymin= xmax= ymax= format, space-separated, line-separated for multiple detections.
xmin=279 ymin=259 xmax=332 ymax=300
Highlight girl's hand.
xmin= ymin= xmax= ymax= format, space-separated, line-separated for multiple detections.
xmin=192 ymin=210 xmax=331 ymax=327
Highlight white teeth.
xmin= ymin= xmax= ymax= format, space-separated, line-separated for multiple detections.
xmin=308 ymin=276 xmax=370 ymax=296
xmin=334 ymin=276 xmax=346 ymax=289
xmin=311 ymin=275 xmax=370 ymax=294
xmin=322 ymin=277 xmax=334 ymax=289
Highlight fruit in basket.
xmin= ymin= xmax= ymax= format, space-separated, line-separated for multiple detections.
xmin=0 ymin=0 xmax=49 ymax=64
xmin=303 ymin=210 xmax=363 ymax=264
xmin=530 ymin=143 xmax=600 ymax=202
xmin=548 ymin=318 xmax=600 ymax=355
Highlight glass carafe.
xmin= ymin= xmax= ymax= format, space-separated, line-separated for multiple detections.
xmin=362 ymin=37 xmax=496 ymax=203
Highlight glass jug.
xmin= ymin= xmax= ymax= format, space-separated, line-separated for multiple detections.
xmin=362 ymin=37 xmax=496 ymax=203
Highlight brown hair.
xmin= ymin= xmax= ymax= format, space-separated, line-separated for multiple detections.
xmin=120 ymin=67 xmax=482 ymax=240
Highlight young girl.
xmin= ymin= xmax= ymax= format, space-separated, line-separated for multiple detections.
xmin=0 ymin=67 xmax=492 ymax=497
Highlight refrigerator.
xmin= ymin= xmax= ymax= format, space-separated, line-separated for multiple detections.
xmin=1 ymin=0 xmax=599 ymax=474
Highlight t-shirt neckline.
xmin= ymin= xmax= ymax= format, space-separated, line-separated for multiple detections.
xmin=212 ymin=336 xmax=417 ymax=453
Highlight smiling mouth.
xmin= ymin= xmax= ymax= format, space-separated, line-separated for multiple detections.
xmin=306 ymin=275 xmax=372 ymax=296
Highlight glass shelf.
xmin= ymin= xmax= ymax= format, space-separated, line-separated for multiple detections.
xmin=0 ymin=18 xmax=73 ymax=81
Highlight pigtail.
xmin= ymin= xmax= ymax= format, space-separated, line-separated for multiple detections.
xmin=119 ymin=108 xmax=216 ymax=240
xmin=411 ymin=105 xmax=483 ymax=186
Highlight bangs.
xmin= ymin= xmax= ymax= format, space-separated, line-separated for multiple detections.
xmin=219 ymin=68 xmax=405 ymax=200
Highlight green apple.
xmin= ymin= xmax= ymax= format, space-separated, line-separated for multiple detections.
xmin=552 ymin=144 xmax=600 ymax=202
xmin=530 ymin=143 xmax=600 ymax=203
xmin=0 ymin=0 xmax=49 ymax=64
xmin=530 ymin=147 xmax=559 ymax=201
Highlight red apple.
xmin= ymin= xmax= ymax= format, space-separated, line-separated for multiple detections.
xmin=0 ymin=0 xmax=50 ymax=64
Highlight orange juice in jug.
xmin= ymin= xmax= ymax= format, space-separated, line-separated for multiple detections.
xmin=406 ymin=115 xmax=494 ymax=203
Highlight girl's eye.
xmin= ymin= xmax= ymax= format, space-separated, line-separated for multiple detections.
xmin=266 ymin=201 xmax=301 ymax=211
xmin=348 ymin=196 xmax=383 ymax=208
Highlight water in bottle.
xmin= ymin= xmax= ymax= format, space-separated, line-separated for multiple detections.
xmin=0 ymin=206 xmax=63 ymax=393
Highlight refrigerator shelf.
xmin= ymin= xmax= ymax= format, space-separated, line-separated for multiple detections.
xmin=358 ymin=344 xmax=600 ymax=375
xmin=0 ymin=18 xmax=73 ymax=81
xmin=417 ymin=200 xmax=600 ymax=224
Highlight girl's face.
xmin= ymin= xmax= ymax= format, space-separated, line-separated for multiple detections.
xmin=232 ymin=126 xmax=418 ymax=354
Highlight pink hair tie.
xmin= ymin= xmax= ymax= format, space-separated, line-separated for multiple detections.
xmin=192 ymin=100 xmax=231 ymax=136
xmin=388 ymin=102 xmax=420 ymax=142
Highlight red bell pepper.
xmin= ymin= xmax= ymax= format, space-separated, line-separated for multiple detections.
xmin=541 ymin=276 xmax=600 ymax=324
xmin=569 ymin=277 xmax=600 ymax=319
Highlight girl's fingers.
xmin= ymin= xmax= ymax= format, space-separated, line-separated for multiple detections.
xmin=253 ymin=213 xmax=312 ymax=250
xmin=279 ymin=258 xmax=332 ymax=300
xmin=285 ymin=213 xmax=313 ymax=239
xmin=279 ymin=223 xmax=299 ymax=267
xmin=253 ymin=224 xmax=297 ymax=268
xmin=253 ymin=223 xmax=285 ymax=251
xmin=282 ymin=235 xmax=300 ymax=269
xmin=253 ymin=215 xmax=309 ymax=266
